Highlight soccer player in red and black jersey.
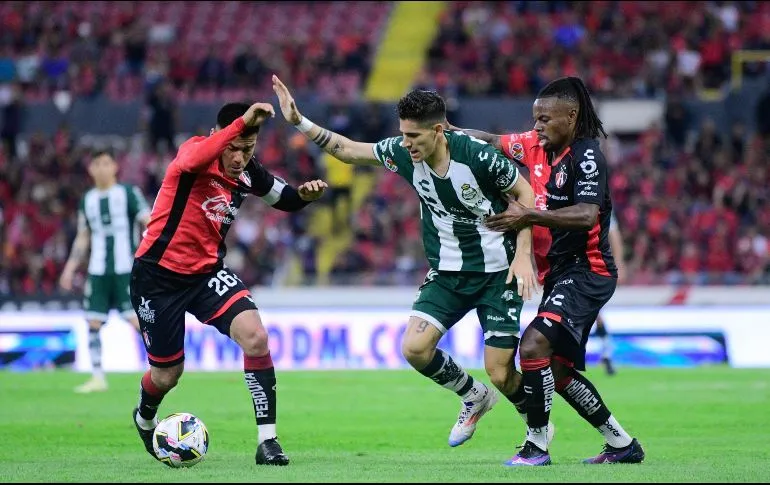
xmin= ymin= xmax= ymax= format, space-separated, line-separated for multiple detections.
xmin=451 ymin=77 xmax=644 ymax=466
xmin=130 ymin=101 xmax=328 ymax=466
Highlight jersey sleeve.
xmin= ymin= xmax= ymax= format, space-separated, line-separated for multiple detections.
xmin=173 ymin=117 xmax=246 ymax=173
xmin=500 ymin=130 xmax=537 ymax=168
xmin=245 ymin=159 xmax=310 ymax=212
xmin=244 ymin=158 xmax=278 ymax=199
xmin=372 ymin=136 xmax=410 ymax=174
xmin=573 ymin=139 xmax=607 ymax=205
xmin=77 ymin=197 xmax=89 ymax=232
xmin=461 ymin=133 xmax=520 ymax=193
xmin=127 ymin=185 xmax=150 ymax=221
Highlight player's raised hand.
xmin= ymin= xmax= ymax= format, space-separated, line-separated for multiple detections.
xmin=297 ymin=179 xmax=328 ymax=202
xmin=272 ymin=75 xmax=302 ymax=125
xmin=508 ymin=254 xmax=538 ymax=301
xmin=241 ymin=102 xmax=275 ymax=127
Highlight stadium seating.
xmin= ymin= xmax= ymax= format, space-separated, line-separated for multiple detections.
xmin=0 ymin=1 xmax=393 ymax=102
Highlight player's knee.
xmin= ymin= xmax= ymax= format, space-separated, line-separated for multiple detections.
xmin=238 ymin=326 xmax=269 ymax=357
xmin=151 ymin=366 xmax=183 ymax=391
xmin=519 ymin=323 xmax=552 ymax=360
xmin=400 ymin=338 xmax=433 ymax=368
xmin=484 ymin=363 xmax=511 ymax=391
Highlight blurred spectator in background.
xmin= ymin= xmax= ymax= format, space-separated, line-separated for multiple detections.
xmin=1 ymin=83 xmax=23 ymax=159
xmin=145 ymin=80 xmax=177 ymax=155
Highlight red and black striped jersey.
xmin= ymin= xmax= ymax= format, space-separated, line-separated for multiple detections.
xmin=500 ymin=130 xmax=617 ymax=282
xmin=136 ymin=117 xmax=293 ymax=275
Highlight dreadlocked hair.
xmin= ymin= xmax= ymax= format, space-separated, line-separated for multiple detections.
xmin=537 ymin=77 xmax=607 ymax=139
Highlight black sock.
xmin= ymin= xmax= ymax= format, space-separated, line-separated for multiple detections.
xmin=244 ymin=353 xmax=277 ymax=443
xmin=521 ymin=358 xmax=554 ymax=429
xmin=555 ymin=370 xmax=611 ymax=427
xmin=138 ymin=370 xmax=167 ymax=420
xmin=418 ymin=349 xmax=475 ymax=398
xmin=504 ymin=381 xmax=528 ymax=415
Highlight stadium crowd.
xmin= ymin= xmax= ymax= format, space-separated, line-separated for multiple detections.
xmin=422 ymin=1 xmax=768 ymax=98
xmin=0 ymin=1 xmax=390 ymax=103
xmin=1 ymin=1 xmax=769 ymax=297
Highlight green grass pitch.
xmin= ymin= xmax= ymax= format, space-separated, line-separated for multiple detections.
xmin=1 ymin=366 xmax=769 ymax=482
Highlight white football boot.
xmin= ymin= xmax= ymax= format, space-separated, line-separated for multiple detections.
xmin=448 ymin=385 xmax=499 ymax=447
xmin=74 ymin=375 xmax=108 ymax=393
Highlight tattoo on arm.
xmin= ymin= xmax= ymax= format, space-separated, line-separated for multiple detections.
xmin=312 ymin=128 xmax=333 ymax=148
xmin=416 ymin=321 xmax=429 ymax=333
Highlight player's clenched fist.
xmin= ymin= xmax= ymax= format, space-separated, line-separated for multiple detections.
xmin=241 ymin=102 xmax=275 ymax=127
xmin=272 ymin=75 xmax=302 ymax=126
xmin=297 ymin=179 xmax=328 ymax=201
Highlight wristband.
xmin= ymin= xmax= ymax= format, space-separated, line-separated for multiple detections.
xmin=296 ymin=116 xmax=313 ymax=133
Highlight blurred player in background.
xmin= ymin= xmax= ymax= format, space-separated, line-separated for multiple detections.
xmin=129 ymin=101 xmax=327 ymax=466
xmin=452 ymin=77 xmax=644 ymax=466
xmin=59 ymin=149 xmax=150 ymax=393
xmin=272 ymin=75 xmax=556 ymax=452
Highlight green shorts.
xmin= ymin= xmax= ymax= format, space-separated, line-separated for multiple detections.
xmin=83 ymin=273 xmax=134 ymax=322
xmin=411 ymin=268 xmax=524 ymax=349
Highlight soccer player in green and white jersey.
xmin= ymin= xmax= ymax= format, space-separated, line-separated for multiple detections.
xmin=59 ymin=149 xmax=151 ymax=393
xmin=273 ymin=75 xmax=554 ymax=450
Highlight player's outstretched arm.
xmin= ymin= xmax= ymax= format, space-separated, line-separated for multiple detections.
xmin=272 ymin=75 xmax=380 ymax=167
xmin=246 ymin=159 xmax=328 ymax=212
xmin=502 ymin=175 xmax=537 ymax=299
xmin=59 ymin=214 xmax=91 ymax=291
xmin=176 ymin=102 xmax=275 ymax=173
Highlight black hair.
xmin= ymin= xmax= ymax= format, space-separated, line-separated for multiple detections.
xmin=217 ymin=102 xmax=260 ymax=136
xmin=397 ymin=89 xmax=446 ymax=126
xmin=537 ymin=77 xmax=607 ymax=139
xmin=91 ymin=148 xmax=115 ymax=160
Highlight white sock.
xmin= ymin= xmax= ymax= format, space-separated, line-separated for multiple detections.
xmin=597 ymin=415 xmax=632 ymax=448
xmin=258 ymin=424 xmax=277 ymax=445
xmin=460 ymin=379 xmax=488 ymax=402
xmin=135 ymin=414 xmax=158 ymax=431
xmin=527 ymin=425 xmax=549 ymax=452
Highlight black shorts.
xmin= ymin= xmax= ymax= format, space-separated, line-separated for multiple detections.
xmin=530 ymin=268 xmax=616 ymax=370
xmin=129 ymin=259 xmax=258 ymax=368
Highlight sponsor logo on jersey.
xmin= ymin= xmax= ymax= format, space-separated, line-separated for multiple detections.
xmin=138 ymin=297 xmax=155 ymax=324
xmin=555 ymin=164 xmax=568 ymax=188
xmin=202 ymin=195 xmax=239 ymax=224
xmin=461 ymin=183 xmax=479 ymax=201
xmin=508 ymin=142 xmax=524 ymax=161
xmin=384 ymin=158 xmax=398 ymax=172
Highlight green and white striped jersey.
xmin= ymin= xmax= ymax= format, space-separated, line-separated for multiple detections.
xmin=372 ymin=130 xmax=521 ymax=273
xmin=78 ymin=183 xmax=150 ymax=276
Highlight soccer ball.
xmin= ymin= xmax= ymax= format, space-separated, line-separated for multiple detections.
xmin=152 ymin=412 xmax=209 ymax=468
